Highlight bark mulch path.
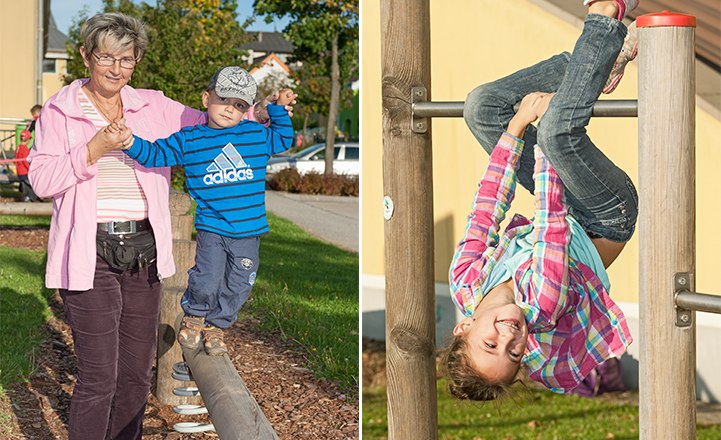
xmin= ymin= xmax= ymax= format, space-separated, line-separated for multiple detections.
xmin=0 ymin=226 xmax=358 ymax=439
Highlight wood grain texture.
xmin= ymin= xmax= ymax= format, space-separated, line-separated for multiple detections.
xmin=156 ymin=191 xmax=198 ymax=405
xmin=638 ymin=25 xmax=696 ymax=439
xmin=162 ymin=239 xmax=196 ymax=290
xmin=155 ymin=289 xmax=200 ymax=405
xmin=381 ymin=1 xmax=438 ymax=438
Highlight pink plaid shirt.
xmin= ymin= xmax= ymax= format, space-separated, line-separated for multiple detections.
xmin=449 ymin=133 xmax=632 ymax=393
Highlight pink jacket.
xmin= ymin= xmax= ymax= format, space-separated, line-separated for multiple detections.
xmin=29 ymin=79 xmax=205 ymax=290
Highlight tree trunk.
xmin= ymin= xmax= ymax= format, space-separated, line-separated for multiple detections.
xmin=302 ymin=113 xmax=309 ymax=148
xmin=324 ymin=31 xmax=341 ymax=175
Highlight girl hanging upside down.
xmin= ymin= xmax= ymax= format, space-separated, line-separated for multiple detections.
xmin=444 ymin=0 xmax=639 ymax=400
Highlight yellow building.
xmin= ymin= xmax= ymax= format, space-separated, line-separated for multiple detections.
xmin=0 ymin=0 xmax=68 ymax=124
xmin=361 ymin=0 xmax=721 ymax=401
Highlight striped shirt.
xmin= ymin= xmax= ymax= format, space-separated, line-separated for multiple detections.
xmin=124 ymin=104 xmax=293 ymax=238
xmin=448 ymin=133 xmax=632 ymax=393
xmin=78 ymin=91 xmax=148 ymax=222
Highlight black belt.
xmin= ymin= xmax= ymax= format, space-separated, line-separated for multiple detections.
xmin=97 ymin=219 xmax=151 ymax=235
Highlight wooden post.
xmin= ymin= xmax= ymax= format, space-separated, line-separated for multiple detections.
xmin=380 ymin=1 xmax=438 ymax=439
xmin=180 ymin=345 xmax=279 ymax=439
xmin=637 ymin=12 xmax=697 ymax=439
xmin=155 ymin=190 xmax=199 ymax=405
xmin=0 ymin=202 xmax=52 ymax=216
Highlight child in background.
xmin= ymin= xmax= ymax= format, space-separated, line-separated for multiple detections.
xmin=445 ymin=0 xmax=639 ymax=399
xmin=27 ymin=104 xmax=42 ymax=135
xmin=118 ymin=66 xmax=295 ymax=355
xmin=15 ymin=129 xmax=38 ymax=202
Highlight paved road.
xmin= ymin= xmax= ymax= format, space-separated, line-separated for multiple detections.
xmin=265 ymin=190 xmax=358 ymax=253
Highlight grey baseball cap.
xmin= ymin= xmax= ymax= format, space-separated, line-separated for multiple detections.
xmin=207 ymin=66 xmax=257 ymax=104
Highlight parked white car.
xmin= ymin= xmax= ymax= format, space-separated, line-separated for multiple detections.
xmin=266 ymin=142 xmax=359 ymax=177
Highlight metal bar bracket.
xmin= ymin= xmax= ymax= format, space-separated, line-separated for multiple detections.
xmin=411 ymin=87 xmax=428 ymax=133
xmin=674 ymin=272 xmax=694 ymax=327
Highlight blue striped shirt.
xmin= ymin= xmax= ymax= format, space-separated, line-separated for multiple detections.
xmin=125 ymin=104 xmax=293 ymax=237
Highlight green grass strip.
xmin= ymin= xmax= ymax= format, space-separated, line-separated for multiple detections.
xmin=0 ymin=215 xmax=51 ymax=227
xmin=247 ymin=213 xmax=359 ymax=393
xmin=363 ymin=380 xmax=721 ymax=439
xmin=0 ymin=247 xmax=54 ymax=390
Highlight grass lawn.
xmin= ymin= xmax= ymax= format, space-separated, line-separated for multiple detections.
xmin=248 ymin=213 xmax=358 ymax=391
xmin=362 ymin=380 xmax=721 ymax=439
xmin=0 ymin=210 xmax=358 ymax=402
xmin=0 ymin=247 xmax=54 ymax=390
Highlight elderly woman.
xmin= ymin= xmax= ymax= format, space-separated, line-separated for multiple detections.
xmin=28 ymin=12 xmax=288 ymax=439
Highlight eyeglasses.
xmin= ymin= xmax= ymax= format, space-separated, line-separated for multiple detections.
xmin=92 ymin=52 xmax=137 ymax=69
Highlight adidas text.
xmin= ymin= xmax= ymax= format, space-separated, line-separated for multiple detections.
xmin=203 ymin=168 xmax=254 ymax=185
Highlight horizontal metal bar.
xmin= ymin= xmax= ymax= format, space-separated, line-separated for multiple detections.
xmin=676 ymin=291 xmax=721 ymax=315
xmin=412 ymin=99 xmax=638 ymax=118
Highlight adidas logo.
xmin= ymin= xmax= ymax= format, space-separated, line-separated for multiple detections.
xmin=203 ymin=143 xmax=254 ymax=185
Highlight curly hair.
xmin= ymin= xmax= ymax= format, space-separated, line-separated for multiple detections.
xmin=80 ymin=12 xmax=148 ymax=61
xmin=441 ymin=334 xmax=523 ymax=401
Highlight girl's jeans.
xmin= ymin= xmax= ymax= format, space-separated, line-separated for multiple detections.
xmin=463 ymin=14 xmax=638 ymax=242
xmin=60 ymin=256 xmax=162 ymax=440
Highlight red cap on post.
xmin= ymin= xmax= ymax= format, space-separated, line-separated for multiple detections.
xmin=637 ymin=11 xmax=696 ymax=28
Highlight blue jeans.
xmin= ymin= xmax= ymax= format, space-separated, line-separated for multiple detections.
xmin=182 ymin=230 xmax=260 ymax=328
xmin=464 ymin=14 xmax=638 ymax=242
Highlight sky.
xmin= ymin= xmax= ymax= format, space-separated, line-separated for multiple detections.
xmin=50 ymin=0 xmax=291 ymax=36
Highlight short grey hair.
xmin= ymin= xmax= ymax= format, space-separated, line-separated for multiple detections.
xmin=80 ymin=12 xmax=148 ymax=61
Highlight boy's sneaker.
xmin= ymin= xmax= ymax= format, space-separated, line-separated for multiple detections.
xmin=584 ymin=0 xmax=639 ymax=21
xmin=603 ymin=21 xmax=638 ymax=94
xmin=178 ymin=315 xmax=204 ymax=349
xmin=203 ymin=325 xmax=228 ymax=356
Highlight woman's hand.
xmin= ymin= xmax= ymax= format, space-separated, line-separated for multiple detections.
xmin=86 ymin=118 xmax=134 ymax=164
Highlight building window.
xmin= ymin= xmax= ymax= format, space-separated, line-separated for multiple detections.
xmin=42 ymin=59 xmax=56 ymax=73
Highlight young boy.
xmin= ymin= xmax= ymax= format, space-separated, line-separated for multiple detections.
xmin=121 ymin=66 xmax=295 ymax=355
xmin=15 ymin=129 xmax=38 ymax=202
xmin=27 ymin=104 xmax=42 ymax=134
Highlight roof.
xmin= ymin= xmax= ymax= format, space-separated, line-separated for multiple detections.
xmin=249 ymin=53 xmax=291 ymax=75
xmin=629 ymin=0 xmax=720 ymax=69
xmin=240 ymin=32 xmax=294 ymax=54
xmin=46 ymin=13 xmax=68 ymax=56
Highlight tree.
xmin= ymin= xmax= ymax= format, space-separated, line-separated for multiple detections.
xmin=255 ymin=69 xmax=294 ymax=102
xmin=254 ymin=0 xmax=358 ymax=174
xmin=64 ymin=0 xmax=249 ymax=110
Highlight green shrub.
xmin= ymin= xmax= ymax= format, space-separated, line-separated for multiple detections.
xmin=267 ymin=168 xmax=303 ymax=192
xmin=267 ymin=168 xmax=358 ymax=197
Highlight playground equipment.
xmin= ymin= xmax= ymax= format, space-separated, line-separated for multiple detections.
xmin=380 ymin=3 xmax=721 ymax=439
xmin=155 ymin=191 xmax=279 ymax=438
xmin=175 ymin=345 xmax=279 ymax=439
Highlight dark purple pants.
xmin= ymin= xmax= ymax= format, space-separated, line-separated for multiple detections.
xmin=60 ymin=255 xmax=162 ymax=440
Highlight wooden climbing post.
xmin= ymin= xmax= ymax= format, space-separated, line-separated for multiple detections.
xmin=637 ymin=11 xmax=697 ymax=439
xmin=380 ymin=0 xmax=438 ymax=439
xmin=155 ymin=190 xmax=199 ymax=405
